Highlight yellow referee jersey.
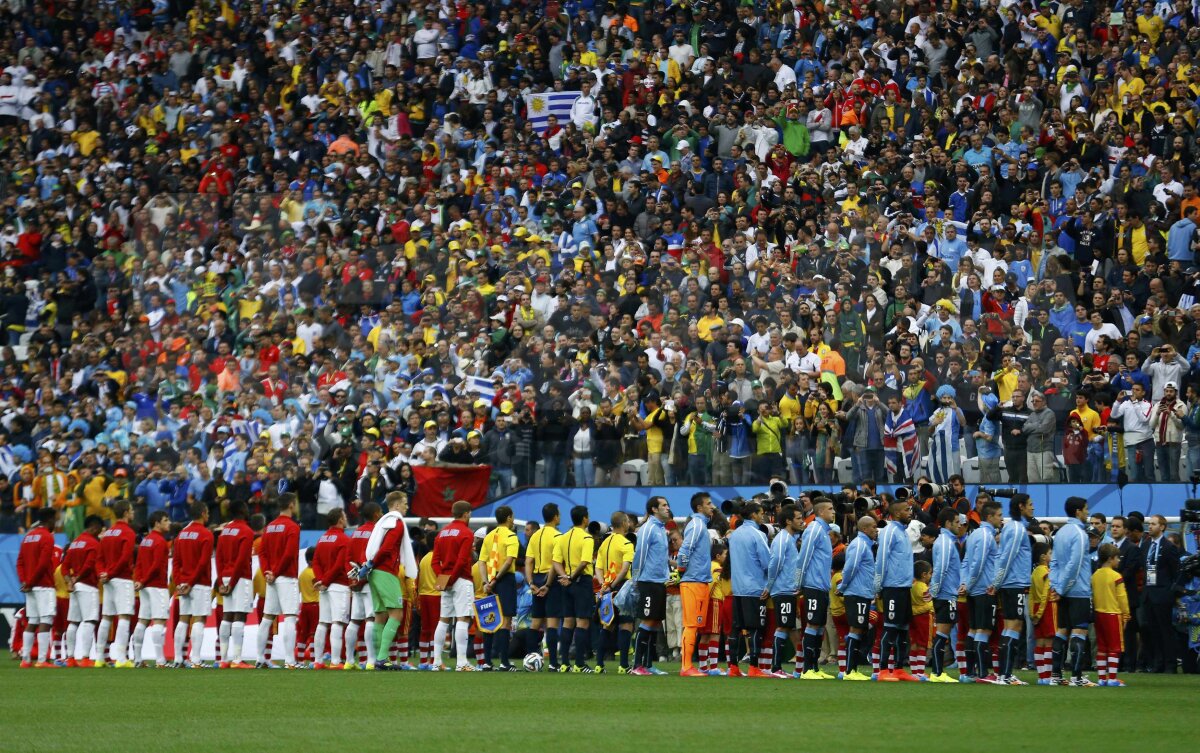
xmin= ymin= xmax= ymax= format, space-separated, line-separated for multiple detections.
xmin=527 ymin=524 xmax=559 ymax=575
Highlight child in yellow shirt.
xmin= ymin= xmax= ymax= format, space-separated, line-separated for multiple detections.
xmin=1092 ymin=543 xmax=1131 ymax=687
xmin=1030 ymin=543 xmax=1055 ymax=683
xmin=909 ymin=560 xmax=934 ymax=679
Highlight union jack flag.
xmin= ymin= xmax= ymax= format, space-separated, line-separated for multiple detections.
xmin=883 ymin=407 xmax=919 ymax=481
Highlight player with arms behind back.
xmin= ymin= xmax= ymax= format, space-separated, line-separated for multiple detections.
xmin=927 ymin=508 xmax=964 ymax=683
xmin=96 ymin=501 xmax=137 ymax=668
xmin=837 ymin=516 xmax=878 ymax=681
xmin=258 ymin=493 xmax=302 ymax=668
xmin=797 ymin=500 xmax=836 ymax=680
xmin=17 ymin=509 xmax=59 ymax=667
xmin=215 ymin=501 xmax=255 ymax=668
xmin=172 ymin=503 xmax=214 ymax=668
xmin=676 ymin=492 xmax=714 ymax=677
xmin=1051 ymin=497 xmax=1097 ymax=686
xmin=131 ymin=511 xmax=172 ymax=667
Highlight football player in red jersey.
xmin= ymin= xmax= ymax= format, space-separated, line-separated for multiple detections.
xmin=16 ymin=508 xmax=58 ymax=667
xmin=131 ymin=511 xmax=172 ymax=667
xmin=259 ymin=493 xmax=302 ymax=668
xmin=96 ymin=501 xmax=138 ymax=667
xmin=173 ymin=503 xmax=214 ymax=667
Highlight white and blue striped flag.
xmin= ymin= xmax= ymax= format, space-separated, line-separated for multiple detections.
xmin=525 ymin=91 xmax=581 ymax=134
xmin=465 ymin=375 xmax=497 ymax=403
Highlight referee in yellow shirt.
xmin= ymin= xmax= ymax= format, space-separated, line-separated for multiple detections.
xmin=595 ymin=511 xmax=635 ymax=673
xmin=523 ymin=503 xmax=562 ymax=669
xmin=481 ymin=506 xmax=520 ymax=671
xmin=553 ymin=505 xmax=595 ymax=673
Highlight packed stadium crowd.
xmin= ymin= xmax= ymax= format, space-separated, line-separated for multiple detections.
xmin=12 ymin=487 xmax=1199 ymax=683
xmin=12 ymin=0 xmax=1200 ymax=533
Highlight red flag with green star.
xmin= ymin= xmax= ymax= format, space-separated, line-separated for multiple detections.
xmin=411 ymin=465 xmax=492 ymax=516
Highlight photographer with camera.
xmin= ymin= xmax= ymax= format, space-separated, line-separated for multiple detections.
xmin=752 ymin=401 xmax=789 ymax=484
xmin=842 ymin=387 xmax=887 ymax=485
xmin=1110 ymin=382 xmax=1156 ymax=483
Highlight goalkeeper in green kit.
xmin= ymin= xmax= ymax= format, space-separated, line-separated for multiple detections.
xmin=355 ymin=492 xmax=418 ymax=670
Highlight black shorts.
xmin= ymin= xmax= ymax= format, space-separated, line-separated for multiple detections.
xmin=530 ymin=574 xmax=552 ymax=619
xmin=545 ymin=578 xmax=566 ymax=620
xmin=1000 ymin=588 xmax=1027 ymax=621
xmin=1057 ymin=596 xmax=1092 ymax=631
xmin=968 ymin=594 xmax=997 ymax=631
xmin=494 ymin=573 xmax=517 ymax=617
xmin=843 ymin=596 xmax=872 ymax=631
xmin=567 ymin=577 xmax=595 ymax=620
xmin=933 ymin=598 xmax=958 ymax=625
xmin=773 ymin=595 xmax=797 ymax=630
xmin=636 ymin=581 xmax=666 ymax=622
xmin=879 ymin=586 xmax=912 ymax=627
xmin=802 ymin=588 xmax=829 ymax=628
xmin=733 ymin=595 xmax=767 ymax=631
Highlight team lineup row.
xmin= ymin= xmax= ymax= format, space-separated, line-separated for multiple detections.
xmin=12 ymin=490 xmax=1150 ymax=684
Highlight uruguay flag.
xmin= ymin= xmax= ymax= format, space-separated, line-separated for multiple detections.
xmin=465 ymin=375 xmax=497 ymax=403
xmin=525 ymin=91 xmax=581 ymax=135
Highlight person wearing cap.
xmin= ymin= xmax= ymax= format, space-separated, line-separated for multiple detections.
xmin=410 ymin=421 xmax=446 ymax=466
xmin=1148 ymin=381 xmax=1185 ymax=482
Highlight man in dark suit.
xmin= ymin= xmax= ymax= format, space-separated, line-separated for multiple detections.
xmin=1112 ymin=516 xmax=1145 ymax=672
xmin=1141 ymin=514 xmax=1182 ymax=673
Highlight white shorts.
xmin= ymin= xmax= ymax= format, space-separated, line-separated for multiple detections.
xmin=264 ymin=576 xmax=300 ymax=616
xmin=440 ymin=578 xmax=475 ymax=619
xmin=177 ymin=587 xmax=212 ymax=618
xmin=319 ymin=584 xmax=351 ymax=624
xmin=350 ymin=585 xmax=373 ymax=621
xmin=68 ymin=585 xmax=100 ymax=623
xmin=221 ymin=579 xmax=253 ymax=614
xmin=102 ymin=578 xmax=136 ymax=616
xmin=137 ymin=587 xmax=170 ymax=621
xmin=24 ymin=587 xmax=56 ymax=624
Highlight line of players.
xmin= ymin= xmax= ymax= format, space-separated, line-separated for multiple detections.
xmin=521 ymin=492 xmax=1127 ymax=686
xmin=15 ymin=487 xmax=1128 ymax=684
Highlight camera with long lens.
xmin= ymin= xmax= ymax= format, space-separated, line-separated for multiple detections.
xmin=894 ymin=487 xmax=912 ymax=501
xmin=918 ymin=482 xmax=946 ymax=498
xmin=981 ymin=487 xmax=1019 ymax=498
xmin=721 ymin=497 xmax=747 ymax=517
xmin=1181 ymin=499 xmax=1200 ymax=524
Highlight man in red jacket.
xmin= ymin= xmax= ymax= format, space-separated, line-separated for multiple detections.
xmin=63 ymin=515 xmax=104 ymax=667
xmin=215 ymin=500 xmax=255 ymax=668
xmin=97 ymin=501 xmax=138 ymax=667
xmin=345 ymin=502 xmax=380 ymax=669
xmin=131 ymin=511 xmax=171 ymax=667
xmin=16 ymin=508 xmax=59 ymax=667
xmin=311 ymin=508 xmax=351 ymax=670
xmin=431 ymin=500 xmax=476 ymax=671
xmin=257 ymin=493 xmax=301 ymax=668
xmin=173 ymin=502 xmax=214 ymax=666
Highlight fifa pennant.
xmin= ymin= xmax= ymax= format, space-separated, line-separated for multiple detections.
xmin=598 ymin=591 xmax=615 ymax=628
xmin=474 ymin=594 xmax=503 ymax=633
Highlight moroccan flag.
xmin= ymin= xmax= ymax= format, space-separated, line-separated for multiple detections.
xmin=411 ymin=465 xmax=492 ymax=516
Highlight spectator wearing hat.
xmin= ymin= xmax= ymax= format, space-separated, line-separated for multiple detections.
xmin=1023 ymin=391 xmax=1058 ymax=483
xmin=1148 ymin=381 xmax=1186 ymax=482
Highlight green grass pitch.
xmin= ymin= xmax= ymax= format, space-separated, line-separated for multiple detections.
xmin=1 ymin=660 xmax=1198 ymax=752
